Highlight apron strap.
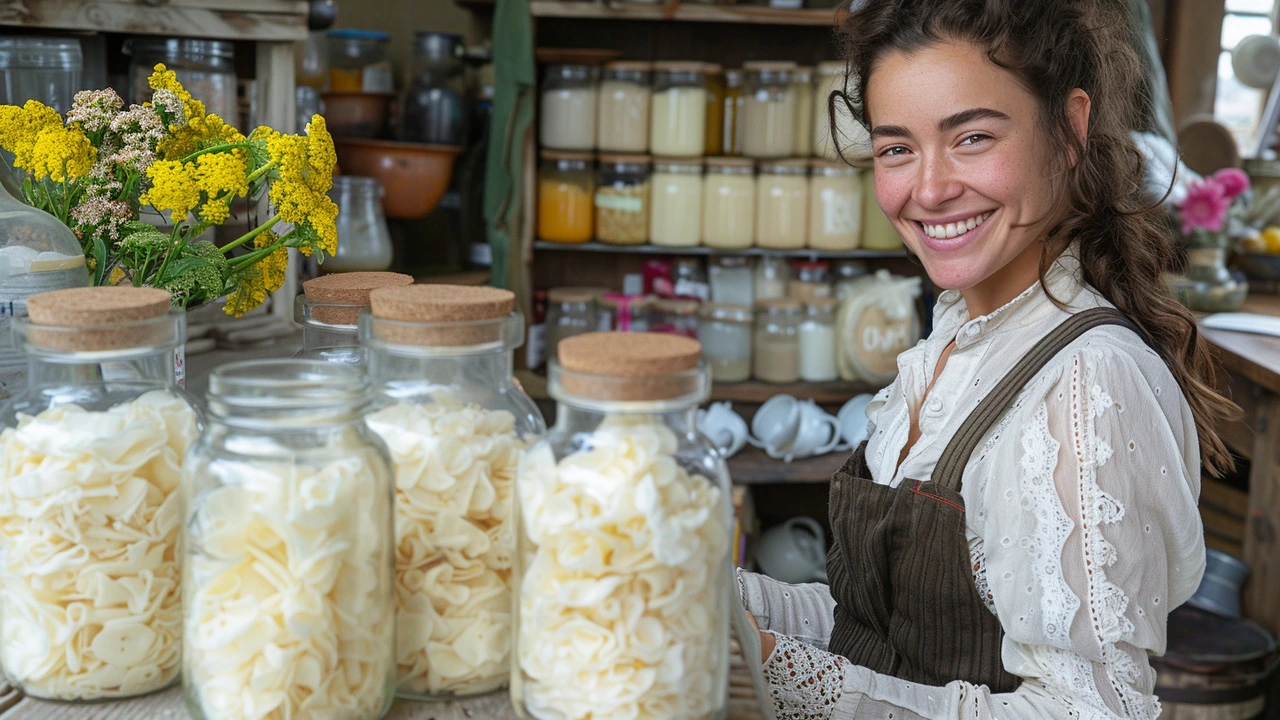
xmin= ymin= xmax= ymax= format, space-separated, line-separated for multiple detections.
xmin=932 ymin=307 xmax=1140 ymax=492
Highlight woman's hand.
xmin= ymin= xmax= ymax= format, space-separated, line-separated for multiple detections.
xmin=745 ymin=610 xmax=776 ymax=664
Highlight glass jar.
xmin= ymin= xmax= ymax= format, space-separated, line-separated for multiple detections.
xmin=704 ymin=63 xmax=725 ymax=156
xmin=0 ymin=36 xmax=82 ymax=114
xmin=650 ymin=157 xmax=704 ymax=247
xmin=0 ymin=289 xmax=194 ymax=701
xmin=721 ymin=69 xmax=745 ymax=156
xmin=293 ymin=272 xmax=414 ymax=365
xmin=813 ymin=61 xmax=870 ymax=161
xmin=546 ymin=287 xmax=600 ymax=362
xmin=539 ymin=151 xmax=595 ymax=244
xmin=861 ymin=169 xmax=903 ymax=250
xmin=651 ymin=298 xmax=700 ymax=338
xmin=834 ymin=260 xmax=869 ymax=302
xmin=808 ymin=160 xmax=862 ymax=250
xmin=595 ymin=154 xmax=650 ymax=245
xmin=756 ymin=159 xmax=809 ymax=249
xmin=128 ymin=37 xmax=237 ymax=124
xmin=514 ymin=333 xmax=730 ymax=720
xmin=799 ymin=297 xmax=838 ymax=382
xmin=671 ymin=257 xmax=710 ymax=300
xmin=791 ymin=66 xmax=814 ymax=158
xmin=650 ymin=62 xmax=707 ymax=157
xmin=597 ymin=61 xmax=651 ymax=153
xmin=698 ymin=303 xmax=752 ymax=382
xmin=709 ymin=255 xmax=754 ymax=307
xmin=755 ymin=254 xmax=791 ymax=300
xmin=702 ymin=157 xmax=756 ymax=249
xmin=401 ymin=31 xmax=469 ymax=147
xmin=741 ymin=61 xmax=797 ymax=159
xmin=296 ymin=31 xmax=328 ymax=89
xmin=359 ymin=285 xmax=545 ymax=700
xmin=598 ymin=293 xmax=654 ymax=332
xmin=327 ymin=176 xmax=394 ymax=271
xmin=327 ymin=29 xmax=393 ymax=92
xmin=790 ymin=260 xmax=832 ymax=301
xmin=541 ymin=64 xmax=596 ymax=151
xmin=754 ymin=297 xmax=802 ymax=383
xmin=182 ymin=360 xmax=396 ymax=719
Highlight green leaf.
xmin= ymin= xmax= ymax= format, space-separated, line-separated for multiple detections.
xmin=92 ymin=236 xmax=107 ymax=286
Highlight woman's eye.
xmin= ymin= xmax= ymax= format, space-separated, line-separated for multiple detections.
xmin=880 ymin=146 xmax=908 ymax=157
xmin=960 ymin=133 xmax=991 ymax=146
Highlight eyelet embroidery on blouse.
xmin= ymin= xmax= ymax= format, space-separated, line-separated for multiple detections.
xmin=970 ymin=537 xmax=997 ymax=615
xmin=763 ymin=633 xmax=847 ymax=720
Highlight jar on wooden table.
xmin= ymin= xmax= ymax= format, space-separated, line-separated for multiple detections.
xmin=595 ymin=154 xmax=650 ymax=245
xmin=597 ymin=61 xmax=651 ymax=153
xmin=756 ymin=159 xmax=809 ymax=249
xmin=538 ymin=151 xmax=595 ymax=244
xmin=698 ymin=303 xmax=753 ymax=382
xmin=808 ymin=159 xmax=862 ymax=250
xmin=753 ymin=297 xmax=802 ymax=383
xmin=650 ymin=156 xmax=704 ymax=247
xmin=650 ymin=62 xmax=708 ymax=157
xmin=293 ymin=271 xmax=414 ymax=366
xmin=742 ymin=61 xmax=797 ymax=159
xmin=702 ymin=157 xmax=756 ymax=249
xmin=541 ymin=64 xmax=596 ymax=151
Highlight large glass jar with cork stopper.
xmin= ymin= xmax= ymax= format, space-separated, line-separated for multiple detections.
xmin=513 ymin=332 xmax=731 ymax=720
xmin=0 ymin=287 xmax=197 ymax=701
xmin=293 ymin=271 xmax=414 ymax=365
xmin=359 ymin=284 xmax=546 ymax=700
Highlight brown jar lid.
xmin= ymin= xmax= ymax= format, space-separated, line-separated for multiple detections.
xmin=548 ymin=286 xmax=606 ymax=303
xmin=369 ymin=284 xmax=515 ymax=347
xmin=699 ymin=303 xmax=752 ymax=323
xmin=557 ymin=332 xmax=703 ymax=401
xmin=756 ymin=297 xmax=802 ymax=312
xmin=304 ymin=272 xmax=413 ymax=324
xmin=25 ymin=287 xmax=172 ymax=352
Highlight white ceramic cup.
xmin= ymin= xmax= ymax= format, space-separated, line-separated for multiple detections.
xmin=750 ymin=394 xmax=802 ymax=455
xmin=771 ymin=400 xmax=841 ymax=462
xmin=755 ymin=516 xmax=829 ymax=584
xmin=697 ymin=401 xmax=750 ymax=458
xmin=836 ymin=393 xmax=875 ymax=450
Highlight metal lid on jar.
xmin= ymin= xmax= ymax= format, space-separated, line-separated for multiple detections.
xmin=759 ymin=158 xmax=810 ymax=175
xmin=755 ymin=297 xmax=802 ymax=313
xmin=545 ymin=63 xmax=594 ymax=81
xmin=699 ymin=303 xmax=752 ymax=324
xmin=554 ymin=331 xmax=707 ymax=403
xmin=743 ymin=60 xmax=797 ymax=83
xmin=604 ymin=60 xmax=652 ymax=72
xmin=302 ymin=271 xmax=414 ymax=325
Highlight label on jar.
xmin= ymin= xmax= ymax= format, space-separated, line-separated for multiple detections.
xmin=594 ymin=192 xmax=644 ymax=213
xmin=823 ymin=191 xmax=861 ymax=236
xmin=173 ymin=346 xmax=186 ymax=389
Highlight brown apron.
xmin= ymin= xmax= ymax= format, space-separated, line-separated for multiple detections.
xmin=826 ymin=308 xmax=1138 ymax=692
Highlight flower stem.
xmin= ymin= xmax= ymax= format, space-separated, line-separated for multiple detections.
xmin=181 ymin=142 xmax=248 ymax=164
xmin=247 ymin=159 xmax=278 ymax=185
xmin=221 ymin=215 xmax=281 ymax=254
xmin=229 ymin=228 xmax=297 ymax=268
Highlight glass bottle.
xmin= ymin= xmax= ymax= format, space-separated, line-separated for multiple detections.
xmin=400 ymin=31 xmax=469 ymax=147
xmin=359 ymin=284 xmax=545 ymax=700
xmin=742 ymin=61 xmax=797 ymax=159
xmin=799 ymin=297 xmax=838 ymax=382
xmin=709 ymin=255 xmax=755 ymax=307
xmin=541 ymin=64 xmax=596 ymax=151
xmin=328 ymin=176 xmax=394 ymax=272
xmin=182 ymin=359 xmax=396 ymax=720
xmin=650 ymin=157 xmax=704 ymax=247
xmin=754 ymin=254 xmax=791 ymax=300
xmin=0 ymin=287 xmax=195 ymax=700
xmin=702 ymin=157 xmax=756 ymax=250
xmin=293 ymin=271 xmax=414 ymax=365
xmin=128 ymin=37 xmax=237 ymax=124
xmin=538 ymin=151 xmax=595 ymax=244
xmin=595 ymin=154 xmax=650 ymax=245
xmin=326 ymin=29 xmax=393 ymax=92
xmin=513 ymin=332 xmax=730 ymax=720
xmin=597 ymin=61 xmax=651 ymax=153
xmin=756 ymin=159 xmax=809 ymax=249
xmin=698 ymin=303 xmax=753 ymax=382
xmin=651 ymin=62 xmax=708 ymax=157
xmin=753 ymin=297 xmax=802 ymax=383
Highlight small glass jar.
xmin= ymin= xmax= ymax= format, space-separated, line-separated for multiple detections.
xmin=791 ymin=66 xmax=814 ymax=157
xmin=709 ymin=255 xmax=755 ymax=307
xmin=328 ymin=176 xmax=394 ymax=272
xmin=650 ymin=157 xmax=704 ymax=247
xmin=651 ymin=298 xmax=700 ymax=338
xmin=297 ymin=30 xmax=328 ymax=89
xmin=650 ymin=62 xmax=708 ymax=157
xmin=790 ymin=260 xmax=833 ymax=302
xmin=698 ymin=303 xmax=753 ymax=382
xmin=756 ymin=160 xmax=810 ymax=249
xmin=128 ymin=37 xmax=237 ymax=124
xmin=326 ymin=29 xmax=393 ymax=92
xmin=753 ymin=297 xmax=802 ymax=384
xmin=0 ymin=288 xmax=195 ymax=701
xmin=182 ymin=360 xmax=396 ymax=720
xmin=755 ymin=254 xmax=791 ymax=300
xmin=702 ymin=157 xmax=756 ymax=249
xmin=861 ymin=169 xmax=903 ymax=250
xmin=293 ymin=272 xmax=413 ymax=365
xmin=595 ymin=154 xmax=650 ymax=245
xmin=704 ymin=63 xmax=725 ymax=156
xmin=598 ymin=293 xmax=654 ymax=332
xmin=742 ymin=61 xmax=797 ymax=159
xmin=721 ymin=69 xmax=745 ymax=156
xmin=541 ymin=64 xmax=597 ymax=151
xmin=546 ymin=287 xmax=600 ymax=362
xmin=808 ymin=160 xmax=862 ymax=250
xmin=400 ymin=31 xmax=469 ymax=146
xmin=799 ymin=297 xmax=838 ymax=382
xmin=514 ymin=333 xmax=730 ymax=720
xmin=539 ymin=151 xmax=595 ymax=244
xmin=834 ymin=260 xmax=869 ymax=302
xmin=0 ymin=36 xmax=82 ymax=114
xmin=360 ymin=285 xmax=545 ymax=700
xmin=813 ymin=60 xmax=870 ymax=161
xmin=597 ymin=61 xmax=651 ymax=153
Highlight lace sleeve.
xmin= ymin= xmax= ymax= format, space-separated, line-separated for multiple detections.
xmin=762 ymin=633 xmax=851 ymax=720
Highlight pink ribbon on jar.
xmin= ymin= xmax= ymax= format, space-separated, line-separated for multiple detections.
xmin=602 ymin=292 xmax=637 ymax=331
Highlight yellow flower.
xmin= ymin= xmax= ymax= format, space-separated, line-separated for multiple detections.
xmin=160 ymin=112 xmax=246 ymax=161
xmin=305 ymin=115 xmax=336 ymax=193
xmin=148 ymin=64 xmax=206 ymax=123
xmin=141 ymin=159 xmax=200 ymax=221
xmin=0 ymin=100 xmax=64 ymax=170
xmin=253 ymin=231 xmax=290 ymax=294
xmin=223 ymin=266 xmax=266 ymax=317
xmin=194 ymin=152 xmax=248 ymax=225
xmin=28 ymin=125 xmax=96 ymax=182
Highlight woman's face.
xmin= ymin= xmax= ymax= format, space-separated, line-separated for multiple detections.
xmin=866 ymin=41 xmax=1075 ymax=297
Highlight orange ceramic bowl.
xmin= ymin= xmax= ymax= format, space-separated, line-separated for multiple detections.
xmin=333 ymin=139 xmax=463 ymax=219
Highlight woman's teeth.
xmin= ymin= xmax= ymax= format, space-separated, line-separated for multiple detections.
xmin=922 ymin=211 xmax=992 ymax=239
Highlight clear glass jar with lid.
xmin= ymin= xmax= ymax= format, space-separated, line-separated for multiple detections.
xmin=799 ymin=297 xmax=839 ymax=382
xmin=709 ymin=255 xmax=754 ymax=307
xmin=650 ymin=61 xmax=708 ymax=157
xmin=790 ymin=260 xmax=832 ymax=301
xmin=808 ymin=159 xmax=863 ymax=250
xmin=127 ymin=37 xmax=237 ymax=124
xmin=360 ymin=284 xmax=546 ymax=700
xmin=0 ymin=36 xmax=82 ymax=113
xmin=326 ymin=29 xmax=393 ymax=92
xmin=651 ymin=297 xmax=700 ymax=337
xmin=834 ymin=260 xmax=869 ymax=302
xmin=650 ymin=156 xmax=704 ymax=247
xmin=546 ymin=286 xmax=603 ymax=362
xmin=698 ymin=303 xmax=753 ymax=382
xmin=813 ymin=60 xmax=871 ymax=161
xmin=0 ymin=287 xmax=195 ymax=700
xmin=538 ymin=151 xmax=595 ymax=244
xmin=401 ymin=31 xmax=469 ymax=146
xmin=753 ymin=297 xmax=802 ymax=383
xmin=754 ymin=254 xmax=791 ymax=300
xmin=597 ymin=61 xmax=651 ymax=153
xmin=595 ymin=154 xmax=650 ymax=245
xmin=702 ymin=157 xmax=756 ymax=249
xmin=741 ymin=61 xmax=797 ymax=159
xmin=514 ymin=332 xmax=730 ymax=720
xmin=756 ymin=159 xmax=810 ymax=249
xmin=541 ymin=64 xmax=597 ymax=151
xmin=791 ymin=66 xmax=814 ymax=157
xmin=328 ymin=176 xmax=394 ymax=272
xmin=182 ymin=359 xmax=396 ymax=720
xmin=293 ymin=271 xmax=414 ymax=365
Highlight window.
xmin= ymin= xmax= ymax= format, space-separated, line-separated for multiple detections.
xmin=1215 ymin=0 xmax=1278 ymax=151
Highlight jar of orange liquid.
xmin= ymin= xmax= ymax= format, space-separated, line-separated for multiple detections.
xmin=538 ymin=151 xmax=595 ymax=243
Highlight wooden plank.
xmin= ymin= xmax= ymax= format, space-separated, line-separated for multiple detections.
xmin=728 ymin=444 xmax=845 ymax=485
xmin=534 ymin=241 xmax=907 ymax=261
xmin=528 ymin=0 xmax=841 ymax=26
xmin=254 ymin=40 xmax=299 ymax=323
xmin=1205 ymin=532 xmax=1244 ymax=560
xmin=1200 ymin=503 xmax=1246 ymax=546
xmin=0 ymin=0 xmax=307 ymax=41
xmin=1201 ymin=295 xmax=1280 ymax=397
xmin=712 ymin=379 xmax=875 ymax=406
xmin=1201 ymin=476 xmax=1250 ymax=519
xmin=1165 ymin=0 xmax=1225 ymax=126
xmin=1242 ymin=391 xmax=1280 ymax=637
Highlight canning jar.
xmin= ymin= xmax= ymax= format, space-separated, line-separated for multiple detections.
xmin=742 ymin=61 xmax=797 ymax=159
xmin=813 ymin=61 xmax=870 ymax=162
xmin=704 ymin=63 xmax=725 ymax=156
xmin=539 ymin=151 xmax=595 ymax=244
xmin=755 ymin=254 xmax=791 ymax=300
xmin=327 ymin=29 xmax=393 ymax=92
xmin=702 ymin=157 xmax=756 ymax=249
xmin=182 ymin=360 xmax=396 ymax=720
xmin=358 ymin=285 xmax=545 ymax=700
xmin=328 ymin=176 xmax=394 ymax=272
xmin=546 ymin=287 xmax=601 ymax=362
xmin=595 ymin=154 xmax=650 ymax=245
xmin=597 ymin=61 xmax=651 ymax=153
xmin=808 ymin=160 xmax=862 ymax=250
xmin=0 ymin=36 xmax=82 ymax=113
xmin=0 ymin=287 xmax=195 ymax=701
xmin=709 ymin=255 xmax=754 ymax=307
xmin=513 ymin=333 xmax=731 ymax=720
xmin=650 ymin=62 xmax=707 ymax=157
xmin=790 ymin=260 xmax=832 ymax=302
xmin=799 ymin=297 xmax=838 ymax=382
xmin=834 ymin=260 xmax=869 ymax=302
xmin=401 ymin=31 xmax=469 ymax=146
xmin=756 ymin=159 xmax=809 ymax=249
xmin=698 ymin=303 xmax=752 ymax=382
xmin=128 ymin=37 xmax=237 ymax=124
xmin=791 ymin=66 xmax=814 ymax=157
xmin=861 ymin=169 xmax=903 ymax=250
xmin=293 ymin=272 xmax=414 ymax=365
xmin=650 ymin=157 xmax=704 ymax=247
xmin=721 ymin=69 xmax=745 ymax=156
xmin=651 ymin=298 xmax=700 ymax=338
xmin=753 ymin=297 xmax=802 ymax=383
xmin=541 ymin=64 xmax=596 ymax=151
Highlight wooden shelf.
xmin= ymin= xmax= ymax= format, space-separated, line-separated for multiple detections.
xmin=535 ymin=241 xmax=907 ymax=260
xmin=711 ymin=379 xmax=872 ymax=405
xmin=3 ymin=0 xmax=308 ymax=41
xmin=727 ymin=444 xmax=844 ymax=484
xmin=457 ymin=0 xmax=843 ymax=26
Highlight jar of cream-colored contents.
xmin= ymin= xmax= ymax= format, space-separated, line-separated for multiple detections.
xmin=799 ymin=297 xmax=838 ymax=382
xmin=753 ymin=297 xmax=802 ymax=383
xmin=702 ymin=157 xmax=756 ymax=249
xmin=698 ymin=303 xmax=753 ymax=382
xmin=0 ymin=287 xmax=196 ymax=701
xmin=293 ymin=271 xmax=414 ymax=366
xmin=360 ymin=285 xmax=546 ymax=699
xmin=813 ymin=60 xmax=871 ymax=162
xmin=514 ymin=333 xmax=730 ymax=720
xmin=861 ymin=169 xmax=903 ymax=250
xmin=721 ymin=69 xmax=745 ymax=156
xmin=834 ymin=260 xmax=869 ymax=302
xmin=808 ymin=159 xmax=862 ymax=250
xmin=704 ymin=63 xmax=725 ymax=156
xmin=538 ymin=151 xmax=595 ymax=244
xmin=791 ymin=66 xmax=814 ymax=157
xmin=742 ymin=61 xmax=797 ymax=159
xmin=541 ymin=64 xmax=596 ymax=151
xmin=650 ymin=62 xmax=707 ymax=157
xmin=709 ymin=255 xmax=754 ymax=307
xmin=756 ymin=159 xmax=809 ymax=249
xmin=650 ymin=157 xmax=704 ymax=247
xmin=595 ymin=154 xmax=650 ymax=245
xmin=597 ymin=61 xmax=650 ymax=153
xmin=755 ymin=254 xmax=791 ymax=300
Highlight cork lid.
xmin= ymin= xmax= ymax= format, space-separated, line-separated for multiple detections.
xmin=555 ymin=332 xmax=706 ymax=402
xmin=24 ymin=287 xmax=175 ymax=352
xmin=604 ymin=60 xmax=652 ymax=72
xmin=548 ymin=286 xmax=606 ymax=303
xmin=303 ymin=272 xmax=413 ymax=325
xmin=756 ymin=297 xmax=802 ymax=312
xmin=368 ymin=284 xmax=516 ymax=347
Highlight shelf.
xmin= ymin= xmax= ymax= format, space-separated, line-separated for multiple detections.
xmin=455 ymin=1 xmax=844 ymax=26
xmin=727 ymin=444 xmax=844 ymax=484
xmin=534 ymin=241 xmax=907 ymax=260
xmin=711 ymin=379 xmax=872 ymax=405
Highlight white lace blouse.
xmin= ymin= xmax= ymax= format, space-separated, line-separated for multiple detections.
xmin=741 ymin=248 xmax=1205 ymax=719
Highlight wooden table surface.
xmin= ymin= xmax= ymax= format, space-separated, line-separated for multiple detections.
xmin=1200 ymin=293 xmax=1280 ymax=395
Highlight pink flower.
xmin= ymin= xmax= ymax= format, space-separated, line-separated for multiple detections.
xmin=1212 ymin=167 xmax=1250 ymax=199
xmin=1179 ymin=178 xmax=1230 ymax=235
